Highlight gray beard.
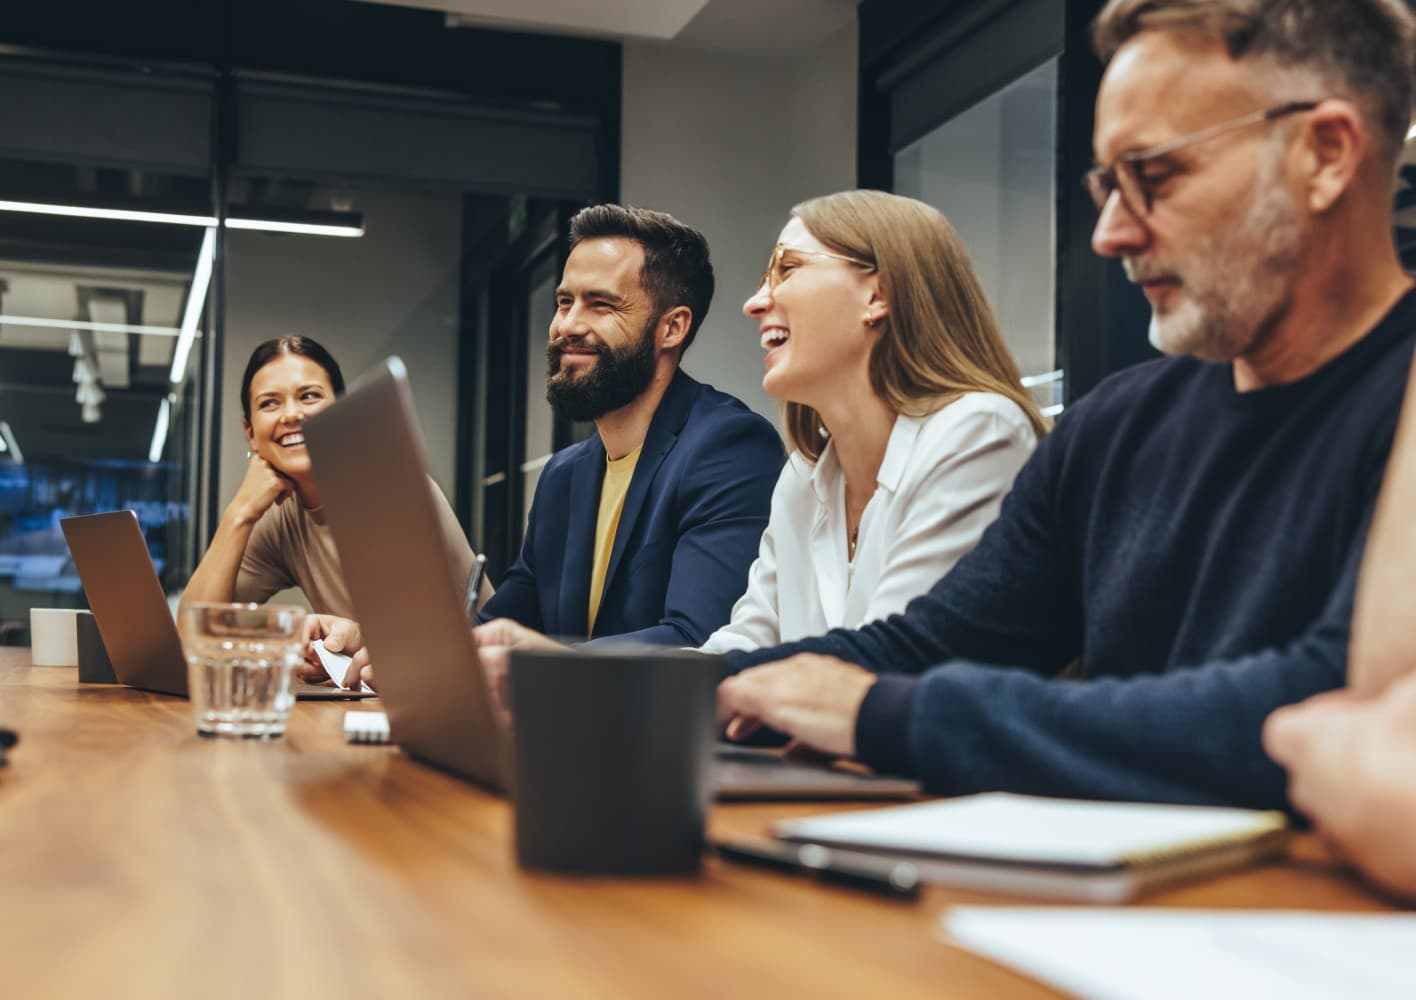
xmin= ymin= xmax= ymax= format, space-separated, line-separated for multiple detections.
xmin=1145 ymin=166 xmax=1303 ymax=364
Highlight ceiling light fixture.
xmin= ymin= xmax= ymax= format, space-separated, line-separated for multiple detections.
xmin=0 ymin=197 xmax=218 ymax=228
xmin=0 ymin=314 xmax=182 ymax=339
xmin=226 ymin=212 xmax=364 ymax=238
xmin=169 ymin=228 xmax=216 ymax=385
xmin=148 ymin=396 xmax=172 ymax=464
xmin=0 ymin=199 xmax=364 ymax=237
xmin=0 ymin=421 xmax=22 ymax=464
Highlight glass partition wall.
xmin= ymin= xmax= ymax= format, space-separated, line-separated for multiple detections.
xmin=0 ymin=154 xmax=215 ymax=637
xmin=894 ymin=58 xmax=1063 ymax=416
xmin=0 ymin=47 xmax=611 ymax=640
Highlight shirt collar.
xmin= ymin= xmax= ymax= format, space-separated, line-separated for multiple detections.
xmin=806 ymin=412 xmax=921 ymax=504
xmin=876 ymin=413 xmax=922 ymax=494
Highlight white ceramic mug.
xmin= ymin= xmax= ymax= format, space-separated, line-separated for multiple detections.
xmin=29 ymin=608 xmax=81 ymax=666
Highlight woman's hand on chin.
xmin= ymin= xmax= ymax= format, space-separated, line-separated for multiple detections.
xmin=229 ymin=453 xmax=295 ymax=526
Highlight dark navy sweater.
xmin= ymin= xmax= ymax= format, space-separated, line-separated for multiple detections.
xmin=726 ymin=290 xmax=1416 ymax=809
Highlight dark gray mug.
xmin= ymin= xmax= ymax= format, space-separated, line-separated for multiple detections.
xmin=76 ymin=610 xmax=117 ymax=684
xmin=508 ymin=645 xmax=721 ymax=875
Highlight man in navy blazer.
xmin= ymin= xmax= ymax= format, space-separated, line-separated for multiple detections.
xmin=478 ymin=204 xmax=783 ymax=645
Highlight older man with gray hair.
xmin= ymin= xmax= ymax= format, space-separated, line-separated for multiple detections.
xmin=716 ymin=0 xmax=1416 ymax=810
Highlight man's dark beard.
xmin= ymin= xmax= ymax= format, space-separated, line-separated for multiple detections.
xmin=545 ymin=323 xmax=658 ymax=422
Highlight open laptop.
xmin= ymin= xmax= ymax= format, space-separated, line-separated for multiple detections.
xmin=304 ymin=357 xmax=918 ymax=800
xmin=60 ymin=510 xmax=375 ymax=701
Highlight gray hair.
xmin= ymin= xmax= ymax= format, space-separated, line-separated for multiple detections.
xmin=1092 ymin=0 xmax=1416 ymax=165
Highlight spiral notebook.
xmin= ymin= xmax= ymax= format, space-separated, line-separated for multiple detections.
xmin=774 ymin=793 xmax=1288 ymax=902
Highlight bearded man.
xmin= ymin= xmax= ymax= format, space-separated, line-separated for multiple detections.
xmin=477 ymin=204 xmax=783 ymax=644
xmin=715 ymin=0 xmax=1416 ymax=810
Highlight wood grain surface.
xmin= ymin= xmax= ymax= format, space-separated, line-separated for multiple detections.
xmin=0 ymin=649 xmax=1393 ymax=1000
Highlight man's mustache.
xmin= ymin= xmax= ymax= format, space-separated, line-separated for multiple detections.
xmin=548 ymin=338 xmax=606 ymax=357
xmin=1123 ymin=258 xmax=1178 ymax=284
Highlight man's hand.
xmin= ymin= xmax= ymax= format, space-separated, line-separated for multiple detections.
xmin=1264 ymin=673 xmax=1416 ymax=899
xmin=473 ymin=618 xmax=567 ymax=716
xmin=716 ymin=654 xmax=878 ymax=758
xmin=301 ymin=614 xmax=371 ymax=689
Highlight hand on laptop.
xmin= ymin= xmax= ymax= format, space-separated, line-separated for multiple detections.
xmin=1264 ymin=672 xmax=1416 ymax=899
xmin=717 ymin=653 xmax=878 ymax=758
xmin=474 ymin=618 xmax=568 ymax=715
xmin=301 ymin=614 xmax=371 ymax=688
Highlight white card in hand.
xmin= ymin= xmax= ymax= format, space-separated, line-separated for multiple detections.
xmin=311 ymin=638 xmax=371 ymax=692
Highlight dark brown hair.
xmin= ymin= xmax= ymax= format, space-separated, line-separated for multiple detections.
xmin=240 ymin=336 xmax=345 ymax=423
xmin=569 ymin=204 xmax=715 ymax=353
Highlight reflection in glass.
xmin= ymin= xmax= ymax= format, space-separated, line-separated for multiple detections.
xmin=522 ymin=253 xmax=559 ymax=531
xmin=895 ymin=58 xmax=1061 ymax=414
xmin=0 ymin=160 xmax=211 ymax=637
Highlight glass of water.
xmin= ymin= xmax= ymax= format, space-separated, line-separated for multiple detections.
xmin=179 ymin=602 xmax=306 ymax=739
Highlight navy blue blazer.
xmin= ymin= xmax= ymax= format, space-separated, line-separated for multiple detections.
xmin=479 ymin=370 xmax=784 ymax=645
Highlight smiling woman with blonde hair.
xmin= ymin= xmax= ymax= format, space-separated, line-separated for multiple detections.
xmin=700 ymin=189 xmax=1045 ymax=654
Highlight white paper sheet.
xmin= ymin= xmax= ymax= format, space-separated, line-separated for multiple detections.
xmin=943 ymin=908 xmax=1416 ymax=1000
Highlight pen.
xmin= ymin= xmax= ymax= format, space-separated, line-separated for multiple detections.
xmin=712 ymin=837 xmax=922 ymax=901
xmin=464 ymin=554 xmax=487 ymax=625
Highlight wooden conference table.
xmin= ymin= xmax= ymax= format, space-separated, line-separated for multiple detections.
xmin=0 ymin=649 xmax=1396 ymax=999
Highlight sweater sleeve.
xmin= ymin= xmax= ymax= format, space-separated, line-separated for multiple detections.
xmin=855 ymin=506 xmax=1372 ymax=810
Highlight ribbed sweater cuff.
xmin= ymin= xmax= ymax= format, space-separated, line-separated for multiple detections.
xmin=854 ymin=674 xmax=919 ymax=778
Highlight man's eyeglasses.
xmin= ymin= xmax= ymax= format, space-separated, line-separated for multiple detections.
xmin=760 ymin=243 xmax=874 ymax=292
xmin=1084 ymin=100 xmax=1321 ymax=219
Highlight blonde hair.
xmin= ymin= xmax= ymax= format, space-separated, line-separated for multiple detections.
xmin=784 ymin=189 xmax=1047 ymax=461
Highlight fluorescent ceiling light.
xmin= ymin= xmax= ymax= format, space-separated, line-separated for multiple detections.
xmin=0 ymin=198 xmax=218 ymax=228
xmin=1020 ymin=369 xmax=1064 ymax=388
xmin=148 ymin=396 xmax=172 ymax=464
xmin=0 ymin=199 xmax=364 ymax=237
xmin=227 ymin=216 xmax=364 ymax=238
xmin=1408 ymin=122 xmax=1416 ymax=141
xmin=169 ymin=227 xmax=216 ymax=384
xmin=0 ymin=314 xmax=183 ymax=338
xmin=0 ymin=421 xmax=22 ymax=464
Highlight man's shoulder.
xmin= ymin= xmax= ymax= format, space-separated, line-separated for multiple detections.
xmin=1050 ymin=354 xmax=1206 ymax=431
xmin=676 ymin=374 xmax=780 ymax=446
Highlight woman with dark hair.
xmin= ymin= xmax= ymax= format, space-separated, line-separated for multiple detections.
xmin=180 ymin=336 xmax=474 ymax=673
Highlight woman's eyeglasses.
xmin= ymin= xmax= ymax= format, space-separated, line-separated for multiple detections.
xmin=1083 ymin=100 xmax=1320 ymax=219
xmin=760 ymin=243 xmax=874 ymax=292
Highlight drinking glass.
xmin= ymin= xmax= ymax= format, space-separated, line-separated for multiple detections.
xmin=179 ymin=602 xmax=305 ymax=739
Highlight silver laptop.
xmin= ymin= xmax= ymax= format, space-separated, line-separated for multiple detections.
xmin=304 ymin=357 xmax=918 ymax=801
xmin=60 ymin=510 xmax=376 ymax=701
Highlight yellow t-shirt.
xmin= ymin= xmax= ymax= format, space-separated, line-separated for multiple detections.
xmin=587 ymin=445 xmax=642 ymax=634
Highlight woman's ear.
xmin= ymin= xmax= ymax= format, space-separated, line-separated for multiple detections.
xmin=242 ymin=418 xmax=255 ymax=450
xmin=863 ymin=278 xmax=889 ymax=328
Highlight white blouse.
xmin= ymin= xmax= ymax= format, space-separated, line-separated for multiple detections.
xmin=699 ymin=393 xmax=1037 ymax=654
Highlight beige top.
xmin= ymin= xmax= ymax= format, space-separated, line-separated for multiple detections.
xmin=234 ymin=479 xmax=475 ymax=619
